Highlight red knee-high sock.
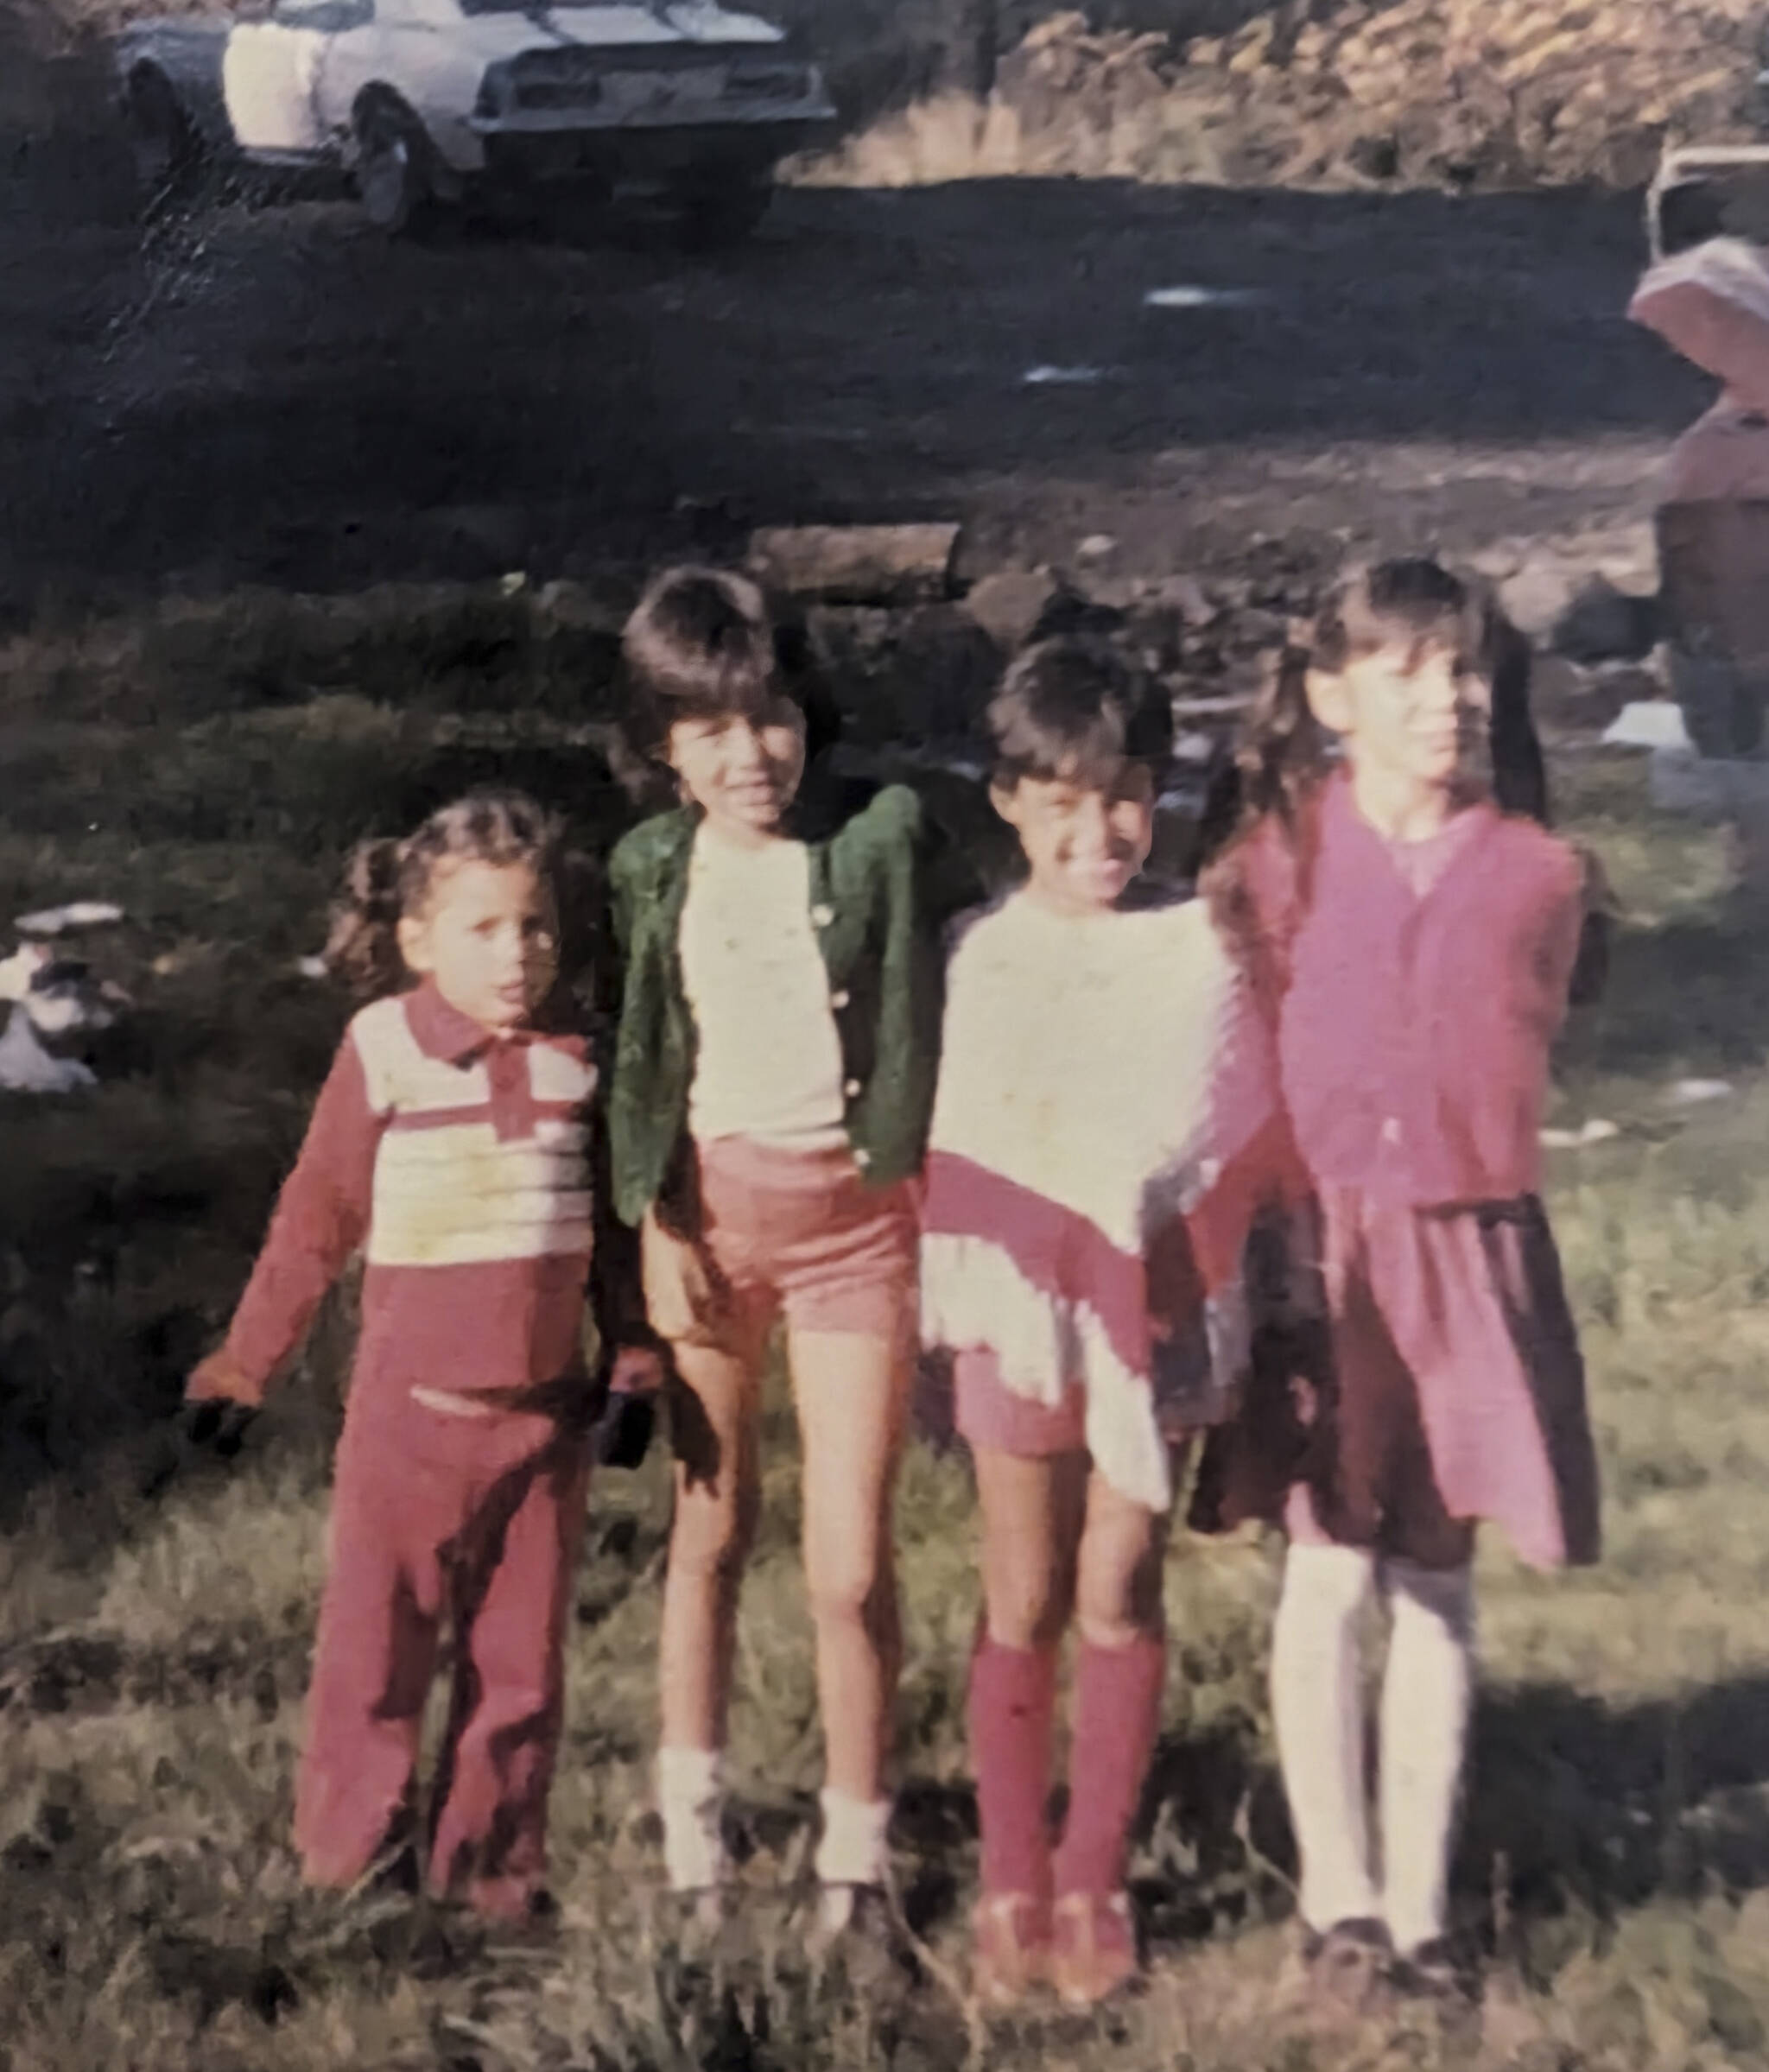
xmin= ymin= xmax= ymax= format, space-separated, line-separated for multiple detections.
xmin=968 ymin=1636 xmax=1058 ymax=1898
xmin=1053 ymin=1633 xmax=1165 ymax=1898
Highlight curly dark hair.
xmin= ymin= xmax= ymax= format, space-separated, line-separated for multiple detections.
xmin=323 ymin=789 xmax=599 ymax=1017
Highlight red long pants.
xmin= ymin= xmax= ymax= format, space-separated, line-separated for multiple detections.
xmin=294 ymin=1377 xmax=590 ymax=1919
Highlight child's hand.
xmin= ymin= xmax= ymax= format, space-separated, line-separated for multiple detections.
xmin=181 ymin=1397 xmax=259 ymax=1457
xmin=608 ymin=1345 xmax=666 ymax=1395
xmin=598 ymin=1348 xmax=663 ymax=1470
xmin=186 ymin=1349 xmax=263 ymax=1407
xmin=639 ymin=1211 xmax=727 ymax=1346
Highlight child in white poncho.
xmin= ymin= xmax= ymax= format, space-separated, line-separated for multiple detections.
xmin=920 ymin=639 xmax=1288 ymax=2011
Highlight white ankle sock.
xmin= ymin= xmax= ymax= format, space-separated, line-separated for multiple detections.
xmin=1271 ymin=1543 xmax=1380 ymax=1932
xmin=1379 ymin=1560 xmax=1474 ymax=1955
xmin=815 ymin=1788 xmax=892 ymax=1890
xmin=657 ymin=1746 xmax=727 ymax=1892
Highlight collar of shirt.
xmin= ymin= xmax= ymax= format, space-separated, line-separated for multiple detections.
xmin=403 ymin=982 xmax=586 ymax=1068
xmin=1322 ymin=768 xmax=1499 ymax=890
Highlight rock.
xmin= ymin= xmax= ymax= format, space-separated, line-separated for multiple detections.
xmin=534 ymin=577 xmax=633 ymax=634
xmin=962 ymin=567 xmax=1065 ymax=651
xmin=1077 ymin=535 xmax=1118 ymax=562
xmin=1145 ymin=573 xmax=1215 ymax=624
xmin=1028 ymin=590 xmax=1129 ymax=644
xmin=1498 ymin=556 xmax=1582 ymax=642
xmin=1550 ymin=577 xmax=1661 ymax=664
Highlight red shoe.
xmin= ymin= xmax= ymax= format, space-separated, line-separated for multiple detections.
xmin=972 ymin=1891 xmax=1051 ymax=2008
xmin=1049 ymin=1890 xmax=1138 ymax=2010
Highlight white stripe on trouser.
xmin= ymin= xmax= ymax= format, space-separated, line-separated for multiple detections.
xmin=1271 ymin=1543 xmax=1474 ymax=1955
xmin=657 ymin=1746 xmax=727 ymax=1891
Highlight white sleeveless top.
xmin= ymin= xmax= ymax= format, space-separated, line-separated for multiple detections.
xmin=678 ymin=826 xmax=847 ymax=1151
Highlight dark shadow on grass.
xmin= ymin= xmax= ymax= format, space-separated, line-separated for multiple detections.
xmin=1560 ymin=888 xmax=1769 ymax=1088
xmin=1106 ymin=1673 xmax=1769 ymax=1971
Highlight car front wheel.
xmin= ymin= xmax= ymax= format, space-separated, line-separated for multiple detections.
xmin=354 ymin=98 xmax=434 ymax=236
xmin=124 ymin=66 xmax=205 ymax=209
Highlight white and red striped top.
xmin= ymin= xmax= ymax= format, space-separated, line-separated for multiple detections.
xmin=223 ymin=983 xmax=600 ymax=1404
xmin=920 ymin=892 xmax=1289 ymax=1509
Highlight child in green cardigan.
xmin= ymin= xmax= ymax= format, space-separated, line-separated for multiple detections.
xmin=606 ymin=566 xmax=970 ymax=1938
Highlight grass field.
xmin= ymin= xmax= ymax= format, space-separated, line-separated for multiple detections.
xmin=3 ymin=655 xmax=1769 ymax=2072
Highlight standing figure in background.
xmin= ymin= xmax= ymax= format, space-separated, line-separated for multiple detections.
xmin=186 ymin=791 xmax=662 ymax=1923
xmin=1191 ymin=560 xmax=1603 ymax=2005
xmin=920 ymin=639 xmax=1287 ymax=2010
xmin=606 ymin=567 xmax=973 ymax=1939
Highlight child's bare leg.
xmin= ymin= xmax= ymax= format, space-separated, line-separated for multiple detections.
xmin=660 ymin=1340 xmax=765 ymax=1749
xmin=1073 ymin=1472 xmax=1165 ymax=1650
xmin=789 ymin=1326 xmax=911 ymax=1884
xmin=974 ymin=1449 xmax=1086 ymax=1652
xmin=656 ymin=1338 xmax=763 ymax=1889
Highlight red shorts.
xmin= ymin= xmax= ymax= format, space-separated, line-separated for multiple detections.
xmin=649 ymin=1137 xmax=919 ymax=1353
xmin=954 ymin=1346 xmax=1087 ymax=1457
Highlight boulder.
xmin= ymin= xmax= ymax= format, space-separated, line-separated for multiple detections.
xmin=1550 ymin=577 xmax=1662 ymax=664
xmin=962 ymin=567 xmax=1066 ymax=652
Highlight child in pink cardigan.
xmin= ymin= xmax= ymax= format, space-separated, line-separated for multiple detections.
xmin=1193 ymin=561 xmax=1601 ymax=2005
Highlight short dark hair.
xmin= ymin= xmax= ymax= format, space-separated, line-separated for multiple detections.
xmin=620 ymin=563 xmax=840 ymax=769
xmin=986 ymin=637 xmax=1172 ymax=792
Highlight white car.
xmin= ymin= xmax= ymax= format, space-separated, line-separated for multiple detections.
xmin=114 ymin=0 xmax=835 ymax=240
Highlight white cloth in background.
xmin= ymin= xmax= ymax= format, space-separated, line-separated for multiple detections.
xmin=679 ymin=827 xmax=847 ymax=1153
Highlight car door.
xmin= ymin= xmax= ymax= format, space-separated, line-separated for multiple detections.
xmin=223 ymin=0 xmax=369 ymax=158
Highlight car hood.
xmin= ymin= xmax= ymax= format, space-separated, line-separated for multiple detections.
xmin=447 ymin=2 xmax=785 ymax=52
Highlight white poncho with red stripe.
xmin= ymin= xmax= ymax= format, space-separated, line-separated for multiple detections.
xmin=920 ymin=890 xmax=1283 ymax=1510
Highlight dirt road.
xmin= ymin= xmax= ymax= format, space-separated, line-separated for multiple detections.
xmin=0 ymin=143 xmax=1713 ymax=608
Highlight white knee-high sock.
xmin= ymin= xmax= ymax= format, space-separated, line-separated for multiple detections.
xmin=1379 ymin=1560 xmax=1474 ymax=1955
xmin=1271 ymin=1543 xmax=1379 ymax=1932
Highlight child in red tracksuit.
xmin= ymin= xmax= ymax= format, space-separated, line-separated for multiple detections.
xmin=186 ymin=790 xmax=661 ymax=1923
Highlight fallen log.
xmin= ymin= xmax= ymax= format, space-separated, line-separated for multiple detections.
xmin=748 ymin=523 xmax=962 ymax=607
